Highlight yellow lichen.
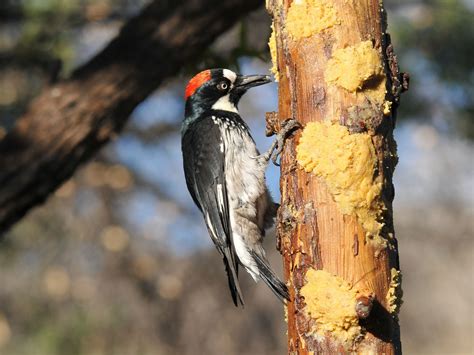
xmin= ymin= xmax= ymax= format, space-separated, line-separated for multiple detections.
xmin=268 ymin=23 xmax=279 ymax=81
xmin=325 ymin=41 xmax=386 ymax=104
xmin=287 ymin=0 xmax=339 ymax=40
xmin=383 ymin=100 xmax=392 ymax=115
xmin=386 ymin=268 xmax=403 ymax=315
xmin=364 ymin=77 xmax=387 ymax=105
xmin=301 ymin=269 xmax=361 ymax=347
xmin=296 ymin=121 xmax=384 ymax=238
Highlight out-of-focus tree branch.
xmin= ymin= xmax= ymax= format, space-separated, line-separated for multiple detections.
xmin=0 ymin=0 xmax=263 ymax=235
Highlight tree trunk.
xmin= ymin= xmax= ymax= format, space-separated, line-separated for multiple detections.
xmin=267 ymin=0 xmax=407 ymax=353
xmin=0 ymin=0 xmax=263 ymax=235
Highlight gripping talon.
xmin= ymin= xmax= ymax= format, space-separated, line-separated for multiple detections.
xmin=280 ymin=118 xmax=301 ymax=135
xmin=270 ymin=118 xmax=300 ymax=165
xmin=261 ymin=118 xmax=300 ymax=165
xmin=272 ymin=153 xmax=280 ymax=166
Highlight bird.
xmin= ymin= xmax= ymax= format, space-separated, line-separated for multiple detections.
xmin=181 ymin=68 xmax=298 ymax=306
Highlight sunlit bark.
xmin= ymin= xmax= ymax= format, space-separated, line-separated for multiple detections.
xmin=267 ymin=0 xmax=407 ymax=353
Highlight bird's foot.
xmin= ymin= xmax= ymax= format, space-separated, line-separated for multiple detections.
xmin=261 ymin=118 xmax=300 ymax=166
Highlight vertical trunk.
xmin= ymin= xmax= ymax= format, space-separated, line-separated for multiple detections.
xmin=267 ymin=0 xmax=407 ymax=353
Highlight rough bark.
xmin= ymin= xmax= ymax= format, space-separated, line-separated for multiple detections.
xmin=0 ymin=0 xmax=263 ymax=234
xmin=267 ymin=0 xmax=406 ymax=353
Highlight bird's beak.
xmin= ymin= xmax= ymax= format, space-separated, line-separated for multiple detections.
xmin=234 ymin=74 xmax=272 ymax=90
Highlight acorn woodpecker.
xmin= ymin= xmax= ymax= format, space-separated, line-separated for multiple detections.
xmin=181 ymin=68 xmax=298 ymax=306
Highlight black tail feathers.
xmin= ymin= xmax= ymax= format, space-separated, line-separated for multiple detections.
xmin=222 ymin=248 xmax=245 ymax=307
xmin=251 ymin=251 xmax=290 ymax=302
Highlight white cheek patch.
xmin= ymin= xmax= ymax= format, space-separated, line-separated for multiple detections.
xmin=223 ymin=69 xmax=237 ymax=84
xmin=212 ymin=94 xmax=238 ymax=113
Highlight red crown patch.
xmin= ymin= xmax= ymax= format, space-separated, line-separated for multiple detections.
xmin=185 ymin=70 xmax=212 ymax=100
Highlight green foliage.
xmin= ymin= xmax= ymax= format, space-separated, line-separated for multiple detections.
xmin=387 ymin=0 xmax=474 ymax=138
xmin=398 ymin=0 xmax=473 ymax=82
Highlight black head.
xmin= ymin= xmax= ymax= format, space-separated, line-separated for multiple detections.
xmin=184 ymin=68 xmax=272 ymax=117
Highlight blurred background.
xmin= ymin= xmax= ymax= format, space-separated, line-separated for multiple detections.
xmin=0 ymin=0 xmax=472 ymax=354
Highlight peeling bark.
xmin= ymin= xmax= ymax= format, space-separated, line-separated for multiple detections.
xmin=267 ymin=0 xmax=406 ymax=353
xmin=0 ymin=0 xmax=263 ymax=235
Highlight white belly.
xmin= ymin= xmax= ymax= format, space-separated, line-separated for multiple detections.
xmin=222 ymin=127 xmax=266 ymax=209
xmin=220 ymin=124 xmax=269 ymax=279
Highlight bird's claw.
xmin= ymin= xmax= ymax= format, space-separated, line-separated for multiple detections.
xmin=271 ymin=137 xmax=284 ymax=166
xmin=269 ymin=118 xmax=300 ymax=166
xmin=281 ymin=118 xmax=301 ymax=133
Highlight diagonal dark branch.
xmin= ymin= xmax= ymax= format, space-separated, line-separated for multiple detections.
xmin=0 ymin=0 xmax=263 ymax=235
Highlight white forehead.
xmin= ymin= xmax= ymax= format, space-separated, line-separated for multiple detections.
xmin=223 ymin=69 xmax=237 ymax=83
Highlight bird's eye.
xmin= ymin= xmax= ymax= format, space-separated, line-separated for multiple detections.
xmin=217 ymin=81 xmax=228 ymax=91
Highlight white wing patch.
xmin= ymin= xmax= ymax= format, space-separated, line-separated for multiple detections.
xmin=216 ymin=183 xmax=225 ymax=213
xmin=212 ymin=94 xmax=238 ymax=113
xmin=205 ymin=212 xmax=218 ymax=240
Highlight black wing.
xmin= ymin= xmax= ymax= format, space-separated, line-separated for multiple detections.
xmin=182 ymin=116 xmax=244 ymax=306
